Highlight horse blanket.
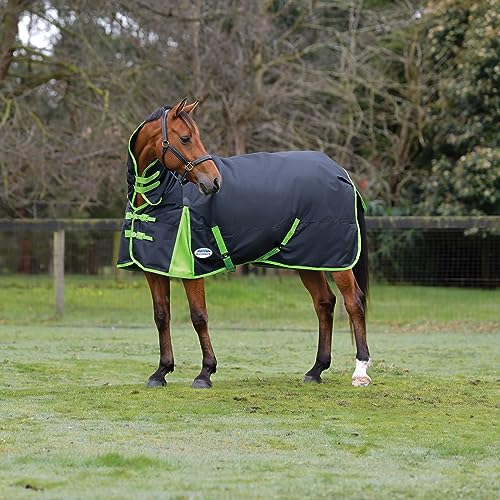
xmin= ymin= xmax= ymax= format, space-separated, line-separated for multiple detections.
xmin=117 ymin=123 xmax=364 ymax=279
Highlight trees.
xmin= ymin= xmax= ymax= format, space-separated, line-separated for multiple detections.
xmin=0 ymin=1 xmax=191 ymax=217
xmin=417 ymin=0 xmax=500 ymax=215
xmin=0 ymin=0 xmax=496 ymax=217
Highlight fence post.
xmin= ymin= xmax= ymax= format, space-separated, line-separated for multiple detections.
xmin=53 ymin=229 xmax=65 ymax=316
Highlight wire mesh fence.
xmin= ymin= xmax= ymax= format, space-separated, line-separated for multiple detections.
xmin=0 ymin=218 xmax=499 ymax=288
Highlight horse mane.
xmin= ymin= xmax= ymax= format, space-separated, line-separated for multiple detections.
xmin=144 ymin=106 xmax=197 ymax=132
xmin=144 ymin=107 xmax=167 ymax=123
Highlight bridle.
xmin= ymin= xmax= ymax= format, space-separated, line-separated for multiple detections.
xmin=160 ymin=106 xmax=213 ymax=185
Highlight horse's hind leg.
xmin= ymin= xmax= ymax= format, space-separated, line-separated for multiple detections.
xmin=145 ymin=272 xmax=174 ymax=387
xmin=182 ymin=278 xmax=217 ymax=389
xmin=332 ymin=270 xmax=371 ymax=386
xmin=299 ymin=270 xmax=336 ymax=383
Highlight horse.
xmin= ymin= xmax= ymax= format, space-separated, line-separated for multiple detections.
xmin=117 ymin=98 xmax=371 ymax=389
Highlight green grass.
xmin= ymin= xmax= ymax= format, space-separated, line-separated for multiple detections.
xmin=0 ymin=275 xmax=499 ymax=499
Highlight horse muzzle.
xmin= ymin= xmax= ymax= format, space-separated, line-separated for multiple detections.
xmin=199 ymin=175 xmax=221 ymax=195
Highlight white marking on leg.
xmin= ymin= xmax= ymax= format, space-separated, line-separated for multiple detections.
xmin=352 ymin=358 xmax=371 ymax=386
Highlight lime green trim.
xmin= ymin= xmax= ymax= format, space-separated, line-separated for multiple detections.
xmin=125 ymin=229 xmax=153 ymax=242
xmin=135 ymin=170 xmax=160 ymax=184
xmin=168 ymin=207 xmax=194 ymax=277
xmin=282 ymin=218 xmax=300 ymax=245
xmin=211 ymin=226 xmax=236 ymax=272
xmin=135 ymin=180 xmax=161 ymax=194
xmin=128 ymin=122 xmax=144 ymax=176
xmin=137 ymin=160 xmax=162 ymax=206
xmin=335 ymin=168 xmax=362 ymax=267
xmin=126 ymin=125 xmax=162 ymax=209
xmin=341 ymin=167 xmax=367 ymax=212
xmin=140 ymin=194 xmax=163 ymax=207
xmin=255 ymin=247 xmax=280 ymax=262
xmin=254 ymin=218 xmax=301 ymax=262
xmin=116 ymin=261 xmax=134 ymax=268
xmin=353 ymin=189 xmax=362 ymax=265
xmin=125 ymin=212 xmax=156 ymax=222
xmin=254 ymin=260 xmax=357 ymax=271
xmin=127 ymin=122 xmax=144 ymax=208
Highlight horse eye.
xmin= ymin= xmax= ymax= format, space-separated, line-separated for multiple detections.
xmin=180 ymin=135 xmax=191 ymax=144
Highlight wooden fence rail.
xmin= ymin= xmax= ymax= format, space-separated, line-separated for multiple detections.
xmin=1 ymin=217 xmax=499 ymax=316
xmin=1 ymin=216 xmax=500 ymax=232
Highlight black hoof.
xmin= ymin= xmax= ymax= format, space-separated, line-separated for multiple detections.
xmin=191 ymin=378 xmax=212 ymax=389
xmin=304 ymin=374 xmax=322 ymax=384
xmin=146 ymin=377 xmax=166 ymax=388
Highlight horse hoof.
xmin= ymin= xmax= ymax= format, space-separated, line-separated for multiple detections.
xmin=191 ymin=378 xmax=212 ymax=389
xmin=352 ymin=375 xmax=371 ymax=387
xmin=304 ymin=375 xmax=322 ymax=384
xmin=145 ymin=377 xmax=166 ymax=388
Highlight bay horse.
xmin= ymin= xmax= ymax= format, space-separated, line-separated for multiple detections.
xmin=124 ymin=98 xmax=371 ymax=389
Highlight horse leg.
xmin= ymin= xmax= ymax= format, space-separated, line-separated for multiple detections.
xmin=332 ymin=270 xmax=371 ymax=386
xmin=144 ymin=272 xmax=174 ymax=387
xmin=299 ymin=270 xmax=336 ymax=384
xmin=182 ymin=278 xmax=217 ymax=389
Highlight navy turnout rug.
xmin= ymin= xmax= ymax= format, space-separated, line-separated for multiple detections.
xmin=117 ymin=123 xmax=364 ymax=279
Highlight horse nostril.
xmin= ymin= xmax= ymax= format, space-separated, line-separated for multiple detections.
xmin=199 ymin=182 xmax=209 ymax=195
xmin=213 ymin=178 xmax=220 ymax=192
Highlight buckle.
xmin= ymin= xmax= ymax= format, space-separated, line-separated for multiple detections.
xmin=162 ymin=140 xmax=170 ymax=147
xmin=184 ymin=162 xmax=194 ymax=172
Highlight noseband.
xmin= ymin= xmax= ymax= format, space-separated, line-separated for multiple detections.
xmin=160 ymin=107 xmax=213 ymax=185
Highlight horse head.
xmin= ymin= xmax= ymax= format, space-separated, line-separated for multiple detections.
xmin=156 ymin=98 xmax=222 ymax=195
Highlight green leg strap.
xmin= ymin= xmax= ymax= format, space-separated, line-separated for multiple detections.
xmin=211 ymin=226 xmax=235 ymax=272
xmin=255 ymin=218 xmax=301 ymax=262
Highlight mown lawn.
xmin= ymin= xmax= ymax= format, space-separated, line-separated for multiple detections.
xmin=0 ymin=275 xmax=499 ymax=499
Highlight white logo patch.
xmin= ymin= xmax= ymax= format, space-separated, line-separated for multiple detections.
xmin=194 ymin=248 xmax=213 ymax=259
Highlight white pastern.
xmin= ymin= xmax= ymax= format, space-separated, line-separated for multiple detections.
xmin=352 ymin=358 xmax=371 ymax=387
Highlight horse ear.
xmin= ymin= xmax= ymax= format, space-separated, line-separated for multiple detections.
xmin=172 ymin=97 xmax=188 ymax=118
xmin=184 ymin=99 xmax=200 ymax=114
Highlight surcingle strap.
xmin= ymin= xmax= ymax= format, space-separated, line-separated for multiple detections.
xmin=135 ymin=181 xmax=161 ymax=194
xmin=135 ymin=171 xmax=160 ymax=184
xmin=125 ymin=229 xmax=153 ymax=242
xmin=134 ymin=169 xmax=161 ymax=195
xmin=125 ymin=212 xmax=156 ymax=222
xmin=211 ymin=226 xmax=235 ymax=272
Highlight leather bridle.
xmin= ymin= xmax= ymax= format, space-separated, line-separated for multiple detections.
xmin=160 ymin=106 xmax=213 ymax=185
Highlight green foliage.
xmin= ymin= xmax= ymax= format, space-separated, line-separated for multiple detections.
xmin=426 ymin=0 xmax=499 ymax=154
xmin=1 ymin=0 xmax=497 ymax=216
xmin=417 ymin=0 xmax=500 ymax=215
xmin=420 ymin=147 xmax=500 ymax=215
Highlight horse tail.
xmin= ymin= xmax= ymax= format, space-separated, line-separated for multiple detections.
xmin=353 ymin=193 xmax=369 ymax=312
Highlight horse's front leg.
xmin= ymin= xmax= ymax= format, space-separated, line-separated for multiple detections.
xmin=182 ymin=278 xmax=217 ymax=389
xmin=144 ymin=272 xmax=174 ymax=387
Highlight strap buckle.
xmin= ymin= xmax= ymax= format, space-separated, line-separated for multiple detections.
xmin=124 ymin=229 xmax=153 ymax=242
xmin=184 ymin=161 xmax=194 ymax=172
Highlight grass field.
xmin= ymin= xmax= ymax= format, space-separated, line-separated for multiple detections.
xmin=0 ymin=274 xmax=499 ymax=499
